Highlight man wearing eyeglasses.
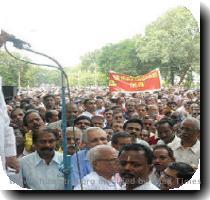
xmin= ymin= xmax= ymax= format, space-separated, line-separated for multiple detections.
xmin=74 ymin=145 xmax=121 ymax=190
xmin=169 ymin=117 xmax=200 ymax=168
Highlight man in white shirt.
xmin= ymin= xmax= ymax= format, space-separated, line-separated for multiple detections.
xmin=17 ymin=127 xmax=64 ymax=190
xmin=169 ymin=117 xmax=200 ymax=168
xmin=119 ymin=143 xmax=159 ymax=190
xmin=156 ymin=118 xmax=181 ymax=150
xmin=74 ymin=145 xmax=121 ymax=190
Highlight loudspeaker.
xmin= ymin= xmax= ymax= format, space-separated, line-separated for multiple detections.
xmin=2 ymin=86 xmax=18 ymax=98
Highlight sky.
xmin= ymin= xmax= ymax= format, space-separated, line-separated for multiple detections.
xmin=0 ymin=0 xmax=201 ymax=67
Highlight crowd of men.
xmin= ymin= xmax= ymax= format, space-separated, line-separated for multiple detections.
xmin=2 ymin=85 xmax=200 ymax=190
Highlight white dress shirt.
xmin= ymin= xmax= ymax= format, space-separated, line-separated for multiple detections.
xmin=74 ymin=171 xmax=121 ymax=190
xmin=133 ymin=180 xmax=160 ymax=190
xmin=157 ymin=135 xmax=181 ymax=151
xmin=169 ymin=139 xmax=200 ymax=167
xmin=17 ymin=151 xmax=64 ymax=190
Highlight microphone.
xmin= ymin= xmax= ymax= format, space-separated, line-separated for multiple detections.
xmin=1 ymin=30 xmax=31 ymax=49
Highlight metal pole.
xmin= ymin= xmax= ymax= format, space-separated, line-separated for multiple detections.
xmin=61 ymin=72 xmax=71 ymax=190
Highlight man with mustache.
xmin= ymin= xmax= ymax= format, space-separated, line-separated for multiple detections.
xmin=22 ymin=109 xmax=45 ymax=155
xmin=65 ymin=127 xmax=82 ymax=155
xmin=150 ymin=145 xmax=175 ymax=188
xmin=156 ymin=118 xmax=181 ymax=149
xmin=16 ymin=127 xmax=64 ymax=190
xmin=118 ymin=143 xmax=159 ymax=190
xmin=123 ymin=119 xmax=150 ymax=148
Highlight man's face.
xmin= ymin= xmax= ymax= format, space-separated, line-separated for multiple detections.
xmin=66 ymin=131 xmax=81 ymax=155
xmin=36 ymin=132 xmax=56 ymax=158
xmin=75 ymin=119 xmax=91 ymax=130
xmin=147 ymin=106 xmax=158 ymax=118
xmin=136 ymin=106 xmax=147 ymax=118
xmin=113 ymin=137 xmax=132 ymax=151
xmin=26 ymin=112 xmax=45 ymax=133
xmin=11 ymin=108 xmax=24 ymax=125
xmin=91 ymin=117 xmax=104 ymax=128
xmin=160 ymin=168 xmax=179 ymax=190
xmin=94 ymin=148 xmax=119 ymax=179
xmin=85 ymin=100 xmax=96 ymax=112
xmin=113 ymin=112 xmax=124 ymax=123
xmin=126 ymin=102 xmax=136 ymax=112
xmin=112 ymin=122 xmax=124 ymax=133
xmin=153 ymin=148 xmax=174 ymax=172
xmin=87 ymin=129 xmax=108 ymax=148
xmin=104 ymin=110 xmax=113 ymax=122
xmin=139 ymin=130 xmax=150 ymax=142
xmin=125 ymin=123 xmax=142 ymax=142
xmin=66 ymin=104 xmax=79 ymax=121
xmin=119 ymin=150 xmax=152 ymax=188
xmin=44 ymin=97 xmax=55 ymax=109
xmin=50 ymin=110 xmax=59 ymax=123
xmin=144 ymin=119 xmax=153 ymax=131
xmin=180 ymin=120 xmax=199 ymax=144
xmin=157 ymin=123 xmax=174 ymax=144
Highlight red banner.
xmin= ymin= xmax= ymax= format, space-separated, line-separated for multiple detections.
xmin=109 ymin=69 xmax=161 ymax=92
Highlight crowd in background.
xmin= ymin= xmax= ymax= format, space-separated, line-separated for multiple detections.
xmin=4 ymin=86 xmax=200 ymax=190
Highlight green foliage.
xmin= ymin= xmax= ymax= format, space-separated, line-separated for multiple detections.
xmin=0 ymin=51 xmax=30 ymax=86
xmin=136 ymin=7 xmax=200 ymax=86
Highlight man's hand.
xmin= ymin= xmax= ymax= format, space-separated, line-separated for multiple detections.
xmin=5 ymin=156 xmax=20 ymax=173
xmin=0 ymin=30 xmax=11 ymax=48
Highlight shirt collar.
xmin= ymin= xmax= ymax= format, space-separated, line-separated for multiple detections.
xmin=174 ymin=139 xmax=200 ymax=153
xmin=34 ymin=151 xmax=59 ymax=166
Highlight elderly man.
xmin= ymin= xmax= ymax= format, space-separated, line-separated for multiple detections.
xmin=74 ymin=145 xmax=121 ymax=190
xmin=17 ymin=127 xmax=64 ymax=190
xmin=65 ymin=127 xmax=82 ymax=155
xmin=119 ymin=143 xmax=159 ymax=190
xmin=71 ymin=127 xmax=108 ymax=187
xmin=169 ymin=117 xmax=200 ymax=168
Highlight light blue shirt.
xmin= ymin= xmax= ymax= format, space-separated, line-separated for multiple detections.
xmin=19 ymin=151 xmax=64 ymax=190
xmin=71 ymin=149 xmax=93 ymax=187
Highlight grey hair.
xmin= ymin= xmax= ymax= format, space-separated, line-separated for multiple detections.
xmin=181 ymin=117 xmax=200 ymax=131
xmin=87 ymin=144 xmax=116 ymax=164
xmin=66 ymin=127 xmax=81 ymax=134
xmin=82 ymin=127 xmax=106 ymax=143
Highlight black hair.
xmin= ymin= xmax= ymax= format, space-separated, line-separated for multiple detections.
xmin=43 ymin=94 xmax=55 ymax=102
xmin=32 ymin=127 xmax=59 ymax=144
xmin=156 ymin=118 xmax=174 ymax=128
xmin=153 ymin=144 xmax=175 ymax=160
xmin=10 ymin=107 xmax=25 ymax=119
xmin=74 ymin=115 xmax=92 ymax=125
xmin=123 ymin=118 xmax=144 ymax=130
xmin=168 ymin=162 xmax=195 ymax=184
xmin=23 ymin=109 xmax=40 ymax=126
xmin=45 ymin=110 xmax=56 ymax=123
xmin=111 ymin=131 xmax=132 ymax=145
xmin=119 ymin=143 xmax=154 ymax=164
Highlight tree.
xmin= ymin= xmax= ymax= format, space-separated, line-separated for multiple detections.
xmin=135 ymin=6 xmax=200 ymax=87
xmin=0 ymin=51 xmax=31 ymax=86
